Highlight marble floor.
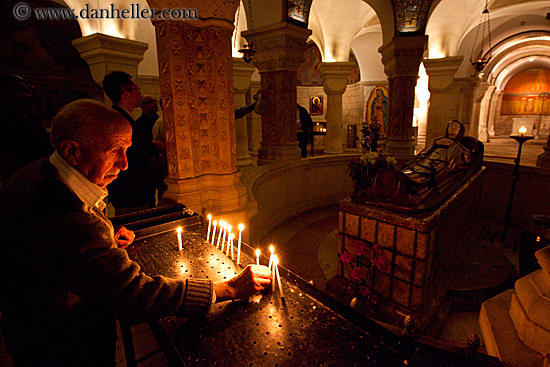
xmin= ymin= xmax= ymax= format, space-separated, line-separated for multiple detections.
xmin=0 ymin=135 xmax=543 ymax=366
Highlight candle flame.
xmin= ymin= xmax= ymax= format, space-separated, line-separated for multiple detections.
xmin=227 ymin=225 xmax=232 ymax=233
xmin=519 ymin=126 xmax=527 ymax=134
xmin=176 ymin=227 xmax=182 ymax=234
xmin=273 ymin=255 xmax=279 ymax=267
xmin=229 ymin=233 xmax=234 ymax=240
xmin=238 ymin=223 xmax=244 ymax=231
xmin=222 ymin=221 xmax=227 ymax=228
xmin=213 ymin=220 xmax=217 ymax=226
xmin=269 ymin=245 xmax=274 ymax=254
xmin=207 ymin=214 xmax=212 ymax=220
xmin=256 ymin=249 xmax=260 ymax=257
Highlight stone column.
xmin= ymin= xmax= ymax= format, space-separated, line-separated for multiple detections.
xmin=423 ymin=56 xmax=463 ymax=144
xmin=150 ymin=0 xmax=252 ymax=223
xmin=72 ymin=33 xmax=148 ymax=93
xmin=487 ymin=88 xmax=502 ymax=137
xmin=319 ymin=62 xmax=354 ymax=154
xmin=477 ymin=85 xmax=496 ymax=142
xmin=243 ymin=22 xmax=311 ymax=165
xmin=469 ymin=81 xmax=490 ymax=139
xmin=233 ymin=58 xmax=255 ymax=167
xmin=379 ymin=36 xmax=428 ymax=160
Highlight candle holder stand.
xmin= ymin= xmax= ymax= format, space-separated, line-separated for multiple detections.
xmin=491 ymin=134 xmax=534 ymax=250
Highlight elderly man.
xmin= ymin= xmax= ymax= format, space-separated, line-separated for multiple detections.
xmin=0 ymin=99 xmax=271 ymax=367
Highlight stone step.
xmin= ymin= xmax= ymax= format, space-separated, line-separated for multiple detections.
xmin=479 ymin=289 xmax=545 ymax=367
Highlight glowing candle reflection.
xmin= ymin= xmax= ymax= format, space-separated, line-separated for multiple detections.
xmin=176 ymin=227 xmax=183 ymax=251
xmin=268 ymin=245 xmax=275 ymax=269
xmin=237 ymin=223 xmax=244 ymax=265
xmin=211 ymin=220 xmax=217 ymax=246
xmin=216 ymin=220 xmax=225 ymax=249
xmin=272 ymin=255 xmax=277 ymax=292
xmin=206 ymin=214 xmax=212 ymax=242
xmin=274 ymin=256 xmax=284 ymax=297
xmin=228 ymin=232 xmax=234 ymax=260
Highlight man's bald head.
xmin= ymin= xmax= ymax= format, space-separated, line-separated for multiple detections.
xmin=51 ymin=99 xmax=130 ymax=150
xmin=51 ymin=99 xmax=133 ymax=188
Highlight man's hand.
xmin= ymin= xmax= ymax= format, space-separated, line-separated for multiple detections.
xmin=213 ymin=265 xmax=272 ymax=302
xmin=114 ymin=226 xmax=135 ymax=248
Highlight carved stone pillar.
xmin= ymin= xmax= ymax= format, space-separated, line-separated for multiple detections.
xmin=151 ymin=0 xmax=252 ymax=222
xmin=243 ymin=22 xmax=311 ymax=165
xmin=319 ymin=62 xmax=354 ymax=154
xmin=233 ymin=58 xmax=255 ymax=167
xmin=72 ymin=33 xmax=148 ymax=93
xmin=487 ymin=89 xmax=502 ymax=137
xmin=379 ymin=36 xmax=428 ymax=160
xmin=478 ymin=85 xmax=496 ymax=142
xmin=423 ymin=56 xmax=463 ymax=144
xmin=469 ymin=81 xmax=490 ymax=139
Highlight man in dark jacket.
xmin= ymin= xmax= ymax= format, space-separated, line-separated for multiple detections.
xmin=102 ymin=71 xmax=157 ymax=214
xmin=0 ymin=99 xmax=271 ymax=367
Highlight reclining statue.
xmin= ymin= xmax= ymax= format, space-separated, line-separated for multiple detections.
xmin=353 ymin=120 xmax=484 ymax=213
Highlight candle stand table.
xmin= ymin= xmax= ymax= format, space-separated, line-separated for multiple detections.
xmin=114 ymin=204 xmax=500 ymax=367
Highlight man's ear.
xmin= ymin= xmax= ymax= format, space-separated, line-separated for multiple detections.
xmin=59 ymin=139 xmax=81 ymax=166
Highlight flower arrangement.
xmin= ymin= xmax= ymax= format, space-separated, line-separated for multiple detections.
xmin=339 ymin=238 xmax=390 ymax=302
xmin=348 ymin=121 xmax=397 ymax=186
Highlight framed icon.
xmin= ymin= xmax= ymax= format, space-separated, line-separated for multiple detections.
xmin=309 ymin=95 xmax=323 ymax=115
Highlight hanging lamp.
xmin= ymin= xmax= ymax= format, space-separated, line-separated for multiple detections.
xmin=469 ymin=0 xmax=493 ymax=72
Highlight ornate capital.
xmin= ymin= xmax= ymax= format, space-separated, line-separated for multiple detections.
xmin=423 ymin=56 xmax=463 ymax=90
xmin=319 ymin=62 xmax=355 ymax=95
xmin=379 ymin=35 xmax=428 ymax=78
xmin=72 ymin=33 xmax=148 ymax=84
xmin=232 ymin=58 xmax=255 ymax=93
xmin=242 ymin=21 xmax=311 ymax=72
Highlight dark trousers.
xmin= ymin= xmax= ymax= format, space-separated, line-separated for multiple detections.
xmin=297 ymin=131 xmax=310 ymax=158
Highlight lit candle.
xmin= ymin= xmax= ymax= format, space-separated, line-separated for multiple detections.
xmin=216 ymin=220 xmax=225 ymax=249
xmin=237 ymin=223 xmax=244 ymax=265
xmin=206 ymin=214 xmax=212 ymax=242
xmin=221 ymin=223 xmax=228 ymax=252
xmin=274 ymin=256 xmax=284 ymax=297
xmin=228 ymin=232 xmax=234 ymax=260
xmin=256 ymin=249 xmax=260 ymax=265
xmin=519 ymin=125 xmax=527 ymax=137
xmin=176 ymin=227 xmax=183 ymax=251
xmin=225 ymin=225 xmax=232 ymax=254
xmin=268 ymin=245 xmax=275 ymax=269
xmin=272 ymin=255 xmax=277 ymax=292
xmin=211 ymin=220 xmax=218 ymax=246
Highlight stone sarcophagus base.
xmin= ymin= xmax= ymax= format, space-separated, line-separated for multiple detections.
xmin=332 ymin=168 xmax=485 ymax=330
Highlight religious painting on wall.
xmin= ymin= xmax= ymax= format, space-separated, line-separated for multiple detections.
xmin=365 ymin=87 xmax=389 ymax=137
xmin=500 ymin=68 xmax=550 ymax=115
xmin=310 ymin=96 xmax=323 ymax=115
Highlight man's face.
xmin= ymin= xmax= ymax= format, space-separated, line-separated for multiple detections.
xmin=78 ymin=122 xmax=132 ymax=188
xmin=142 ymin=98 xmax=159 ymax=116
xmin=124 ymin=81 xmax=142 ymax=110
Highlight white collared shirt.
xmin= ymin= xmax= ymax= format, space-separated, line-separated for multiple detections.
xmin=49 ymin=151 xmax=108 ymax=214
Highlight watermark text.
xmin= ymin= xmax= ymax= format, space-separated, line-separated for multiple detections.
xmin=12 ymin=2 xmax=198 ymax=21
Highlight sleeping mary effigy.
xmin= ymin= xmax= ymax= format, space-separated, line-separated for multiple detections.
xmin=353 ymin=120 xmax=484 ymax=213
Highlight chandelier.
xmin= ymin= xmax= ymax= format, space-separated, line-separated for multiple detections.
xmin=469 ymin=0 xmax=492 ymax=72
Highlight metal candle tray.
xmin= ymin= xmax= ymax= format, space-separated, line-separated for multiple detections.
xmin=122 ymin=211 xmax=500 ymax=367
